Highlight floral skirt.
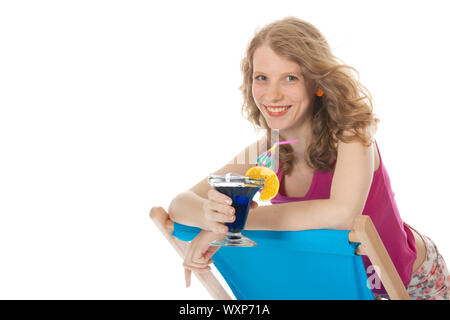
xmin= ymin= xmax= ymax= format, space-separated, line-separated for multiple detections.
xmin=374 ymin=227 xmax=450 ymax=300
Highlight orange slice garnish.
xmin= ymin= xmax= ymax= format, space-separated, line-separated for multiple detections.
xmin=245 ymin=166 xmax=280 ymax=201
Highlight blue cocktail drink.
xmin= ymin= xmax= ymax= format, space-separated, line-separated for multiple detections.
xmin=208 ymin=172 xmax=265 ymax=247
xmin=214 ymin=185 xmax=260 ymax=233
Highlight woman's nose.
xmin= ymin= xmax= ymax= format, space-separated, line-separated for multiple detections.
xmin=266 ymin=83 xmax=283 ymax=102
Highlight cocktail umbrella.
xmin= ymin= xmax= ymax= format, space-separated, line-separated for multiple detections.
xmin=256 ymin=140 xmax=299 ymax=170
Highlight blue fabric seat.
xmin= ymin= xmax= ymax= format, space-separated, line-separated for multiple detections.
xmin=173 ymin=222 xmax=375 ymax=300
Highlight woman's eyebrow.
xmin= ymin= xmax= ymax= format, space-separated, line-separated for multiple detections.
xmin=253 ymin=71 xmax=301 ymax=76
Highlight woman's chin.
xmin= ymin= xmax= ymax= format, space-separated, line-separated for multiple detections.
xmin=265 ymin=116 xmax=291 ymax=130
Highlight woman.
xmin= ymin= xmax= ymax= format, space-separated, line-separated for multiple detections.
xmin=169 ymin=17 xmax=449 ymax=300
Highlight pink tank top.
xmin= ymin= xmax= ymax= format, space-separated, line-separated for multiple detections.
xmin=270 ymin=140 xmax=417 ymax=295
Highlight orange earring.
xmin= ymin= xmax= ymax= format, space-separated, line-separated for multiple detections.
xmin=316 ymin=89 xmax=324 ymax=97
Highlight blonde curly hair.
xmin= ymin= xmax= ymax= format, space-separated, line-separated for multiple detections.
xmin=239 ymin=17 xmax=379 ymax=176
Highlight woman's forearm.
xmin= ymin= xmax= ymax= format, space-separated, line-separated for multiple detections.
xmin=168 ymin=191 xmax=208 ymax=229
xmin=245 ymin=199 xmax=353 ymax=231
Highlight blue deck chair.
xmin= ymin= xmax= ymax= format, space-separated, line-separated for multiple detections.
xmin=150 ymin=207 xmax=411 ymax=300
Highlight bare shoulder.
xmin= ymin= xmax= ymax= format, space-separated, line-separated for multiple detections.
xmin=333 ymin=129 xmax=379 ymax=173
xmin=188 ymin=137 xmax=265 ymax=199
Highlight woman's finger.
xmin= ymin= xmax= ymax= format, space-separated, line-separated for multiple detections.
xmin=192 ymin=255 xmax=210 ymax=264
xmin=208 ymin=201 xmax=235 ymax=216
xmin=204 ymin=219 xmax=229 ymax=234
xmin=205 ymin=210 xmax=234 ymax=225
xmin=205 ymin=204 xmax=235 ymax=223
xmin=191 ymin=258 xmax=214 ymax=267
xmin=193 ymin=253 xmax=214 ymax=264
xmin=185 ymin=251 xmax=213 ymax=266
xmin=185 ymin=259 xmax=211 ymax=269
xmin=203 ymin=248 xmax=218 ymax=261
xmin=185 ymin=268 xmax=191 ymax=288
xmin=184 ymin=265 xmax=211 ymax=273
xmin=208 ymin=189 xmax=233 ymax=205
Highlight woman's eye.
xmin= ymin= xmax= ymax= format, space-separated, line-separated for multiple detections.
xmin=254 ymin=75 xmax=297 ymax=81
xmin=287 ymin=75 xmax=298 ymax=81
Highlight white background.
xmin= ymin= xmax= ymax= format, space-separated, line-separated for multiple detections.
xmin=0 ymin=0 xmax=449 ymax=299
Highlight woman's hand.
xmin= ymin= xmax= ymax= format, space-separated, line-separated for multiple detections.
xmin=183 ymin=230 xmax=223 ymax=288
xmin=203 ymin=189 xmax=258 ymax=233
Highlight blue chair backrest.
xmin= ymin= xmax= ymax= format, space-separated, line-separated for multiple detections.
xmin=173 ymin=223 xmax=375 ymax=300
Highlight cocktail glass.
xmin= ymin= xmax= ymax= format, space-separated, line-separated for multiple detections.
xmin=207 ymin=172 xmax=265 ymax=247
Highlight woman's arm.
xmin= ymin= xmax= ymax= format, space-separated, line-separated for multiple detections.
xmin=168 ymin=191 xmax=209 ymax=230
xmin=246 ymin=137 xmax=375 ymax=231
xmin=168 ymin=138 xmax=265 ymax=230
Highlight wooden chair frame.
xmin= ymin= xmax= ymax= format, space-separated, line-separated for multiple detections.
xmin=150 ymin=206 xmax=411 ymax=300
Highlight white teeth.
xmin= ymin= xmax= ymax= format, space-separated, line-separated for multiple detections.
xmin=266 ymin=106 xmax=289 ymax=112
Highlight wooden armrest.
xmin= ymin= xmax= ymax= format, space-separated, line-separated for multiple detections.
xmin=149 ymin=206 xmax=232 ymax=300
xmin=349 ymin=215 xmax=411 ymax=300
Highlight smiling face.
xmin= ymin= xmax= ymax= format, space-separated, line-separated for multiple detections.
xmin=251 ymin=45 xmax=316 ymax=132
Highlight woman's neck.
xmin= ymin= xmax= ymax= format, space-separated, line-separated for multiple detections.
xmin=279 ymin=121 xmax=313 ymax=162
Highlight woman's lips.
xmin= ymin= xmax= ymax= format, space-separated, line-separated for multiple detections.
xmin=264 ymin=105 xmax=292 ymax=117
